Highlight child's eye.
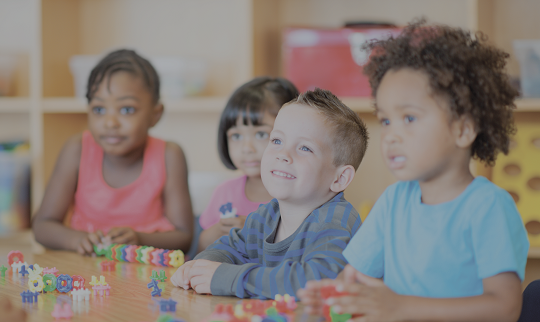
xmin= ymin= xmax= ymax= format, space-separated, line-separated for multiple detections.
xmin=255 ymin=131 xmax=269 ymax=140
xmin=404 ymin=115 xmax=416 ymax=124
xmin=271 ymin=138 xmax=282 ymax=145
xmin=120 ymin=106 xmax=136 ymax=115
xmin=92 ymin=106 xmax=106 ymax=115
xmin=229 ymin=133 xmax=242 ymax=141
xmin=300 ymin=146 xmax=312 ymax=152
xmin=380 ymin=118 xmax=390 ymax=126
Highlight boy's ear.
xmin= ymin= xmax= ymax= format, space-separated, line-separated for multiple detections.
xmin=454 ymin=115 xmax=477 ymax=148
xmin=150 ymin=103 xmax=164 ymax=127
xmin=330 ymin=165 xmax=356 ymax=193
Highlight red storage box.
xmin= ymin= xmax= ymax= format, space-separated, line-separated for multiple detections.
xmin=283 ymin=26 xmax=401 ymax=97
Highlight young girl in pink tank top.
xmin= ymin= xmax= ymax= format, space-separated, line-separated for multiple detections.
xmin=33 ymin=50 xmax=193 ymax=255
xmin=197 ymin=77 xmax=298 ymax=252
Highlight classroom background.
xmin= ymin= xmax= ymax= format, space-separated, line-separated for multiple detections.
xmin=1 ymin=0 xmax=540 ymax=290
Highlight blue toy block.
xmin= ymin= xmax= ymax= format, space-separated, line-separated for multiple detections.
xmin=159 ymin=298 xmax=177 ymax=312
xmin=20 ymin=265 xmax=29 ymax=277
xmin=28 ymin=264 xmax=34 ymax=271
xmin=147 ymin=279 xmax=159 ymax=289
xmin=56 ymin=274 xmax=73 ymax=293
xmin=151 ymin=286 xmax=162 ymax=297
xmin=20 ymin=290 xmax=39 ymax=303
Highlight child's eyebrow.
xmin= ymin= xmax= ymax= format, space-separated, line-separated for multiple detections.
xmin=116 ymin=96 xmax=140 ymax=101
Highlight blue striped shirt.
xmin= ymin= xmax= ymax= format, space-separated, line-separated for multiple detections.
xmin=194 ymin=192 xmax=361 ymax=299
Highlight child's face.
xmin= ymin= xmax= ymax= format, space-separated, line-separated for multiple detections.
xmin=376 ymin=68 xmax=462 ymax=182
xmin=261 ymin=104 xmax=337 ymax=204
xmin=227 ymin=111 xmax=275 ymax=177
xmin=87 ymin=71 xmax=161 ymax=157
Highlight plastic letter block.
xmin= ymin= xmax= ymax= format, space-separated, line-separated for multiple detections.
xmin=125 ymin=245 xmax=137 ymax=262
xmin=43 ymin=274 xmax=57 ymax=293
xmin=28 ymin=275 xmax=44 ymax=292
xmin=7 ymin=250 xmax=24 ymax=266
xmin=43 ymin=267 xmax=59 ymax=276
xmin=56 ymin=274 xmax=73 ymax=293
xmin=71 ymin=288 xmax=91 ymax=301
xmin=20 ymin=265 xmax=30 ymax=277
xmin=115 ymin=244 xmax=127 ymax=262
xmin=100 ymin=260 xmax=116 ymax=271
xmin=92 ymin=284 xmax=111 ymax=297
xmin=31 ymin=264 xmax=43 ymax=275
xmin=89 ymin=276 xmax=99 ymax=287
xmin=151 ymin=286 xmax=162 ymax=297
xmin=160 ymin=250 xmax=171 ymax=267
xmin=141 ymin=246 xmax=155 ymax=264
xmin=136 ymin=246 xmax=146 ymax=263
xmin=20 ymin=290 xmax=39 ymax=303
xmin=159 ymin=298 xmax=177 ymax=312
xmin=147 ymin=279 xmax=159 ymax=289
xmin=0 ymin=265 xmax=7 ymax=277
xmin=168 ymin=250 xmax=184 ymax=268
xmin=110 ymin=244 xmax=122 ymax=260
xmin=72 ymin=275 xmax=85 ymax=290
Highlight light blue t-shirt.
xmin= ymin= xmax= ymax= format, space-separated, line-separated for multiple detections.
xmin=343 ymin=176 xmax=529 ymax=298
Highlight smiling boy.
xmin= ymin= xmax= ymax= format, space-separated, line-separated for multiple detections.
xmin=171 ymin=88 xmax=369 ymax=299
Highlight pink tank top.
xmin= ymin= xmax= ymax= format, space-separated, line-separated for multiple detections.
xmin=70 ymin=131 xmax=175 ymax=234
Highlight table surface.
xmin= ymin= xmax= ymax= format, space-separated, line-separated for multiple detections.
xmin=0 ymin=231 xmax=323 ymax=322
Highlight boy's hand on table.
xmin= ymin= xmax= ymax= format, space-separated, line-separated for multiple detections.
xmin=76 ymin=230 xmax=103 ymax=255
xmin=171 ymin=260 xmax=195 ymax=290
xmin=329 ymin=271 xmax=402 ymax=322
xmin=297 ymin=278 xmax=338 ymax=315
xmin=181 ymin=259 xmax=221 ymax=294
xmin=219 ymin=216 xmax=246 ymax=235
xmin=106 ymin=227 xmax=139 ymax=244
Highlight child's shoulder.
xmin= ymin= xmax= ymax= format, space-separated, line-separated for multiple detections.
xmin=57 ymin=133 xmax=83 ymax=166
xmin=303 ymin=192 xmax=361 ymax=230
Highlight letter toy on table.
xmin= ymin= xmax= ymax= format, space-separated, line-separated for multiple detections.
xmin=92 ymin=284 xmax=111 ymax=297
xmin=42 ymin=274 xmax=57 ymax=293
xmin=100 ymin=260 xmax=116 ymax=271
xmin=51 ymin=303 xmax=73 ymax=319
xmin=28 ymin=275 xmax=44 ymax=292
xmin=56 ymin=274 xmax=73 ymax=293
xmin=150 ymin=270 xmax=167 ymax=282
xmin=11 ymin=261 xmax=27 ymax=274
xmin=72 ymin=275 xmax=85 ymax=290
xmin=168 ymin=250 xmax=184 ymax=268
xmin=30 ymin=263 xmax=43 ymax=275
xmin=147 ymin=279 xmax=162 ymax=297
xmin=71 ymin=288 xmax=91 ymax=301
xmin=43 ymin=267 xmax=59 ymax=276
xmin=20 ymin=290 xmax=39 ymax=303
xmin=159 ymin=298 xmax=177 ymax=312
xmin=7 ymin=250 xmax=24 ymax=266
xmin=0 ymin=265 xmax=7 ymax=277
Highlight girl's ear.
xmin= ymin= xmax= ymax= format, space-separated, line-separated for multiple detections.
xmin=150 ymin=103 xmax=164 ymax=127
xmin=330 ymin=165 xmax=356 ymax=193
xmin=454 ymin=115 xmax=477 ymax=148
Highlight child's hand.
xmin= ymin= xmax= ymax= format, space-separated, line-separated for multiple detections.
xmin=76 ymin=230 xmax=104 ymax=255
xmin=172 ymin=259 xmax=221 ymax=294
xmin=329 ymin=271 xmax=403 ymax=322
xmin=171 ymin=260 xmax=195 ymax=290
xmin=219 ymin=216 xmax=246 ymax=234
xmin=0 ymin=296 xmax=27 ymax=322
xmin=297 ymin=278 xmax=338 ymax=315
xmin=106 ymin=227 xmax=139 ymax=244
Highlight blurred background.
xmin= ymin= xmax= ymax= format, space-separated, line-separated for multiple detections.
xmin=0 ymin=0 xmax=539 ymax=281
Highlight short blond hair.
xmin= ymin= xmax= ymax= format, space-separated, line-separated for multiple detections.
xmin=285 ymin=88 xmax=369 ymax=170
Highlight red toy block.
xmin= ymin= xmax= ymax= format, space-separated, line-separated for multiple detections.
xmin=72 ymin=275 xmax=85 ymax=290
xmin=100 ymin=260 xmax=116 ymax=271
xmin=7 ymin=250 xmax=24 ymax=266
xmin=320 ymin=285 xmax=352 ymax=321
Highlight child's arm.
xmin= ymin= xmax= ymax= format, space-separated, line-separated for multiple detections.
xmin=190 ymin=223 xmax=353 ymax=299
xmin=108 ymin=142 xmax=194 ymax=251
xmin=32 ymin=135 xmax=101 ymax=254
xmin=328 ymin=270 xmax=521 ymax=322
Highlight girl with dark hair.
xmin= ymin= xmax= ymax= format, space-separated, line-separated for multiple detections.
xmin=33 ymin=49 xmax=194 ymax=254
xmin=197 ymin=77 xmax=298 ymax=252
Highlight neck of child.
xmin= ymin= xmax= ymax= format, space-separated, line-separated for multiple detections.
xmin=103 ymin=142 xmax=147 ymax=168
xmin=245 ymin=175 xmax=272 ymax=203
xmin=276 ymin=192 xmax=338 ymax=238
xmin=418 ymin=158 xmax=474 ymax=205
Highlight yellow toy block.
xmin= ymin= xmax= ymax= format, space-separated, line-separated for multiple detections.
xmin=168 ymin=250 xmax=184 ymax=268
xmin=492 ymin=124 xmax=540 ymax=246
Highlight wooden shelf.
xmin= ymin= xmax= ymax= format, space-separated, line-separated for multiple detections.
xmin=529 ymin=247 xmax=540 ymax=259
xmin=0 ymin=97 xmax=30 ymax=113
xmin=42 ymin=97 xmax=228 ymax=114
xmin=515 ymin=98 xmax=540 ymax=111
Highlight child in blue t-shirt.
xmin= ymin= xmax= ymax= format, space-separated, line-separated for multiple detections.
xmin=298 ymin=21 xmax=529 ymax=321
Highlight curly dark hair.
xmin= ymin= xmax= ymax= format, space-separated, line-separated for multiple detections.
xmin=363 ymin=20 xmax=518 ymax=165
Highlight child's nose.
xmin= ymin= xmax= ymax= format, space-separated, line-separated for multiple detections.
xmin=242 ymin=138 xmax=255 ymax=153
xmin=383 ymin=129 xmax=401 ymax=144
xmin=276 ymin=150 xmax=291 ymax=163
xmin=104 ymin=114 xmax=120 ymax=129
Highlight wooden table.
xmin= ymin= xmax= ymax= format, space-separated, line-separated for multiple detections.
xmin=0 ymin=231 xmax=323 ymax=322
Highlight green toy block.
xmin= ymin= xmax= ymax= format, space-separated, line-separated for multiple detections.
xmin=150 ymin=270 xmax=168 ymax=282
xmin=330 ymin=306 xmax=352 ymax=322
